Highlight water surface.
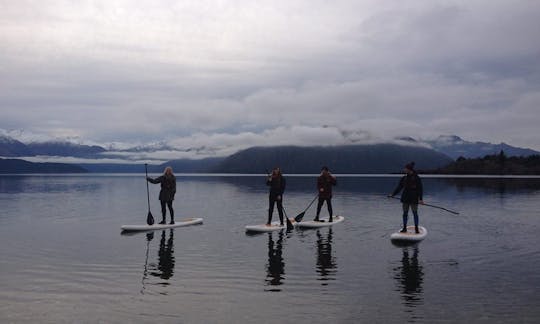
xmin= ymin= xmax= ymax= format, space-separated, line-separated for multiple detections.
xmin=1 ymin=174 xmax=539 ymax=323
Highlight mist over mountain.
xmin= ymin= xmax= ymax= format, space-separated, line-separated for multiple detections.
xmin=424 ymin=135 xmax=540 ymax=159
xmin=213 ymin=144 xmax=453 ymax=174
xmin=2 ymin=132 xmax=539 ymax=174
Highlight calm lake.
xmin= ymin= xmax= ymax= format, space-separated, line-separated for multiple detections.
xmin=1 ymin=174 xmax=539 ymax=323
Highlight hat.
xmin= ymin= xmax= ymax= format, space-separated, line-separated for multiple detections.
xmin=405 ymin=162 xmax=415 ymax=171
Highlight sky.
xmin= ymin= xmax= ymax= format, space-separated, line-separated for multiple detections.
xmin=1 ymin=0 xmax=540 ymax=161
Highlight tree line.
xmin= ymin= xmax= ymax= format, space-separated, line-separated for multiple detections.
xmin=430 ymin=151 xmax=540 ymax=175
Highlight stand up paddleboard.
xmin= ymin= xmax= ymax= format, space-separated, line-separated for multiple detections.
xmin=390 ymin=225 xmax=427 ymax=243
xmin=245 ymin=219 xmax=296 ymax=233
xmin=296 ymin=215 xmax=344 ymax=228
xmin=121 ymin=217 xmax=203 ymax=232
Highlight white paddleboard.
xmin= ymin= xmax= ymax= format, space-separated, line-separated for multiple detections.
xmin=296 ymin=215 xmax=344 ymax=228
xmin=121 ymin=217 xmax=203 ymax=232
xmin=245 ymin=220 xmax=295 ymax=233
xmin=390 ymin=225 xmax=427 ymax=242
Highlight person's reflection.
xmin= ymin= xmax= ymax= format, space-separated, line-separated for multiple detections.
xmin=265 ymin=231 xmax=285 ymax=289
xmin=316 ymin=228 xmax=337 ymax=284
xmin=150 ymin=229 xmax=175 ymax=280
xmin=393 ymin=246 xmax=424 ymax=309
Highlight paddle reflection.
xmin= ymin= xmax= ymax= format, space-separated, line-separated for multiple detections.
xmin=265 ymin=231 xmax=285 ymax=290
xmin=316 ymin=228 xmax=337 ymax=284
xmin=393 ymin=245 xmax=424 ymax=313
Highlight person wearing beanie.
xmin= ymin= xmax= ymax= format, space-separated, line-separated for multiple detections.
xmin=389 ymin=162 xmax=424 ymax=233
xmin=314 ymin=166 xmax=337 ymax=222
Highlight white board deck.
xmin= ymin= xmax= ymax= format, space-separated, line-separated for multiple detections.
xmin=245 ymin=219 xmax=295 ymax=233
xmin=121 ymin=217 xmax=203 ymax=232
xmin=390 ymin=225 xmax=427 ymax=242
xmin=296 ymin=215 xmax=344 ymax=228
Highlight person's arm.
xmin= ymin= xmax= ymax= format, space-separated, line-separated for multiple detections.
xmin=389 ymin=177 xmax=404 ymax=197
xmin=147 ymin=176 xmax=161 ymax=184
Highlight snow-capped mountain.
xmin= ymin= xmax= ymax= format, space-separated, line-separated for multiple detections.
xmin=425 ymin=135 xmax=539 ymax=159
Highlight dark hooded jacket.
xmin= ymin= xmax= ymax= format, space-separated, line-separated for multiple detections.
xmin=392 ymin=172 xmax=423 ymax=203
xmin=148 ymin=174 xmax=176 ymax=201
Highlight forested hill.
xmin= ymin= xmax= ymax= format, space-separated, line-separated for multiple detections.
xmin=213 ymin=144 xmax=453 ymax=174
xmin=0 ymin=158 xmax=87 ymax=173
xmin=429 ymin=152 xmax=540 ymax=175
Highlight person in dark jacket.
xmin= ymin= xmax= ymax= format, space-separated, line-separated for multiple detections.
xmin=147 ymin=166 xmax=177 ymax=224
xmin=315 ymin=166 xmax=337 ymax=222
xmin=266 ymin=167 xmax=286 ymax=226
xmin=389 ymin=162 xmax=424 ymax=233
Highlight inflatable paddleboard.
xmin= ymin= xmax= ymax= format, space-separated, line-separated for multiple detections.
xmin=245 ymin=220 xmax=295 ymax=233
xmin=390 ymin=225 xmax=427 ymax=242
xmin=297 ymin=215 xmax=344 ymax=228
xmin=121 ymin=217 xmax=203 ymax=232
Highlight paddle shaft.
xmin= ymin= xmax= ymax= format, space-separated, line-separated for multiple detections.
xmin=294 ymin=194 xmax=319 ymax=222
xmin=388 ymin=195 xmax=459 ymax=215
xmin=145 ymin=164 xmax=151 ymax=212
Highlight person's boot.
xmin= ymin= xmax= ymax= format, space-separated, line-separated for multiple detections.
xmin=159 ymin=216 xmax=166 ymax=225
xmin=415 ymin=226 xmax=419 ymax=234
xmin=329 ymin=216 xmax=333 ymax=222
xmin=313 ymin=215 xmax=320 ymax=222
xmin=400 ymin=227 xmax=407 ymax=233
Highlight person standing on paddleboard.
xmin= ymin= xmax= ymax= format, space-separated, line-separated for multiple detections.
xmin=315 ymin=166 xmax=337 ymax=222
xmin=389 ymin=162 xmax=424 ymax=233
xmin=147 ymin=166 xmax=177 ymax=225
xmin=266 ymin=167 xmax=286 ymax=226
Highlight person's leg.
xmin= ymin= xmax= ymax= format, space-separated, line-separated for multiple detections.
xmin=315 ymin=197 xmax=324 ymax=221
xmin=277 ymin=199 xmax=284 ymax=225
xmin=327 ymin=198 xmax=333 ymax=222
xmin=167 ymin=201 xmax=174 ymax=224
xmin=411 ymin=203 xmax=419 ymax=233
xmin=160 ymin=200 xmax=167 ymax=224
xmin=401 ymin=203 xmax=409 ymax=232
xmin=267 ymin=197 xmax=275 ymax=225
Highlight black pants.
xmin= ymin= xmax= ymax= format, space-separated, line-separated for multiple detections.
xmin=160 ymin=200 xmax=174 ymax=222
xmin=268 ymin=196 xmax=284 ymax=225
xmin=316 ymin=197 xmax=333 ymax=219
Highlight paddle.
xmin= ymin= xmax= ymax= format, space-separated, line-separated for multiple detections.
xmin=294 ymin=194 xmax=319 ymax=222
xmin=145 ymin=164 xmax=154 ymax=225
xmin=387 ymin=196 xmax=460 ymax=215
xmin=266 ymin=169 xmax=294 ymax=230
xmin=282 ymin=206 xmax=294 ymax=231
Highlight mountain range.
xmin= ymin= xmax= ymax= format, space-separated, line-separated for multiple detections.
xmin=1 ymin=134 xmax=539 ymax=173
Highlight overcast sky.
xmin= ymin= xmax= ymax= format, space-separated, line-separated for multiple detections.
xmin=2 ymin=0 xmax=540 ymax=159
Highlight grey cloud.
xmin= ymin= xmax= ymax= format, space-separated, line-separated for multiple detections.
xmin=1 ymin=1 xmax=540 ymax=153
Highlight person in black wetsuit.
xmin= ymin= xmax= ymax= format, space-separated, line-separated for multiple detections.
xmin=147 ymin=166 xmax=177 ymax=225
xmin=389 ymin=162 xmax=424 ymax=233
xmin=266 ymin=167 xmax=286 ymax=226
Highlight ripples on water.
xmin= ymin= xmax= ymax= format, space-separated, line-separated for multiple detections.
xmin=1 ymin=174 xmax=540 ymax=323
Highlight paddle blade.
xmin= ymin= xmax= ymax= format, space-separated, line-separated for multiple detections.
xmin=286 ymin=218 xmax=294 ymax=230
xmin=294 ymin=212 xmax=305 ymax=222
xmin=147 ymin=211 xmax=154 ymax=225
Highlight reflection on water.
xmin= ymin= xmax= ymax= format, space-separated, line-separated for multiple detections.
xmin=265 ymin=232 xmax=285 ymax=290
xmin=141 ymin=232 xmax=154 ymax=294
xmin=316 ymin=228 xmax=337 ymax=284
xmin=393 ymin=245 xmax=424 ymax=317
xmin=141 ymin=229 xmax=176 ymax=293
